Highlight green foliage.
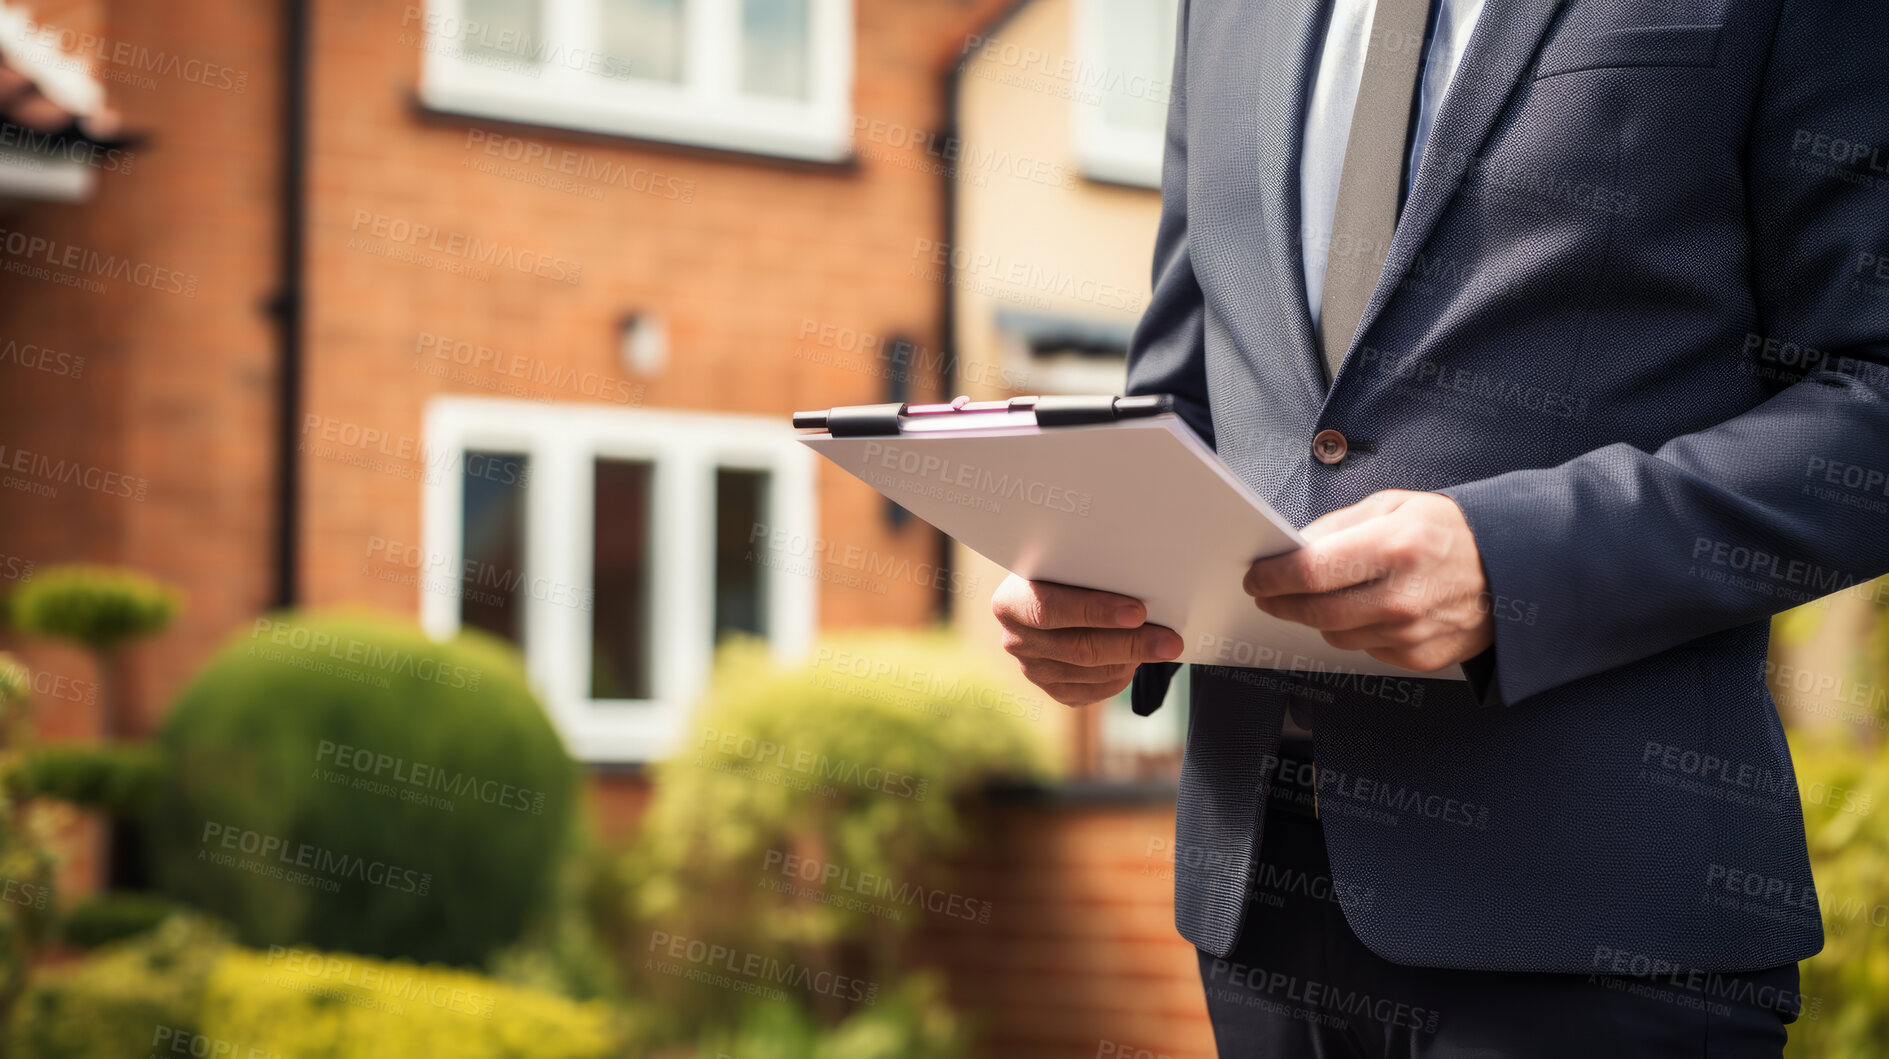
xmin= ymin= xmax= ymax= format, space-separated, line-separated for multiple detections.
xmin=7 ymin=565 xmax=179 ymax=652
xmin=621 ymin=633 xmax=1050 ymax=1048
xmin=61 ymin=893 xmax=180 ymax=950
xmin=485 ymin=820 xmax=627 ymax=1003
xmin=0 ymin=656 xmax=30 ymax=714
xmin=1783 ymin=726 xmax=1889 ymax=1059
xmin=0 ymin=652 xmax=58 ymax=1024
xmin=9 ymin=743 xmax=164 ymax=816
xmin=201 ymin=945 xmax=627 ymax=1058
xmin=7 ymin=914 xmax=226 ymax=1059
xmin=6 ymin=914 xmax=630 ymax=1059
xmin=146 ymin=611 xmax=581 ymax=966
xmin=694 ymin=973 xmax=966 ymax=1059
xmin=1771 ymin=584 xmax=1889 ymax=1059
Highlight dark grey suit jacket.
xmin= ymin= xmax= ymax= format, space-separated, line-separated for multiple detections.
xmin=1127 ymin=0 xmax=1889 ymax=972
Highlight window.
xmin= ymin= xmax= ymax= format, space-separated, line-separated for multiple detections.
xmin=459 ymin=451 xmax=532 ymax=644
xmin=417 ymin=0 xmax=853 ymax=161
xmin=423 ymin=397 xmax=817 ymax=761
xmin=1070 ymin=0 xmax=1179 ymax=188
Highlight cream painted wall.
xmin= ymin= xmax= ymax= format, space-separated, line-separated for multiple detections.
xmin=947 ymin=0 xmax=1170 ymax=762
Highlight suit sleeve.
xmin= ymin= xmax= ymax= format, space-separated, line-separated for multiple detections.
xmin=1127 ymin=0 xmax=1204 ymax=717
xmin=1125 ymin=0 xmax=1211 ymax=447
xmin=1438 ymin=0 xmax=1889 ymax=707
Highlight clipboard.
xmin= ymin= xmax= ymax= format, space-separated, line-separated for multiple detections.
xmin=794 ymin=394 xmax=1463 ymax=682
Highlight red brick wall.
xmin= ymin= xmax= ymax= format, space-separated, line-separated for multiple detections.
xmin=0 ymin=0 xmax=281 ymax=739
xmin=926 ymin=798 xmax=1216 ymax=1059
xmin=295 ymin=0 xmax=1015 ymax=632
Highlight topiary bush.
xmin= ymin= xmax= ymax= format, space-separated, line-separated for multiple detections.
xmin=9 ymin=743 xmax=164 ymax=816
xmin=6 ymin=565 xmax=179 ymax=652
xmin=146 ymin=611 xmax=580 ymax=967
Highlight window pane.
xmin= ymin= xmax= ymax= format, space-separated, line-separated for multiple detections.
xmin=602 ymin=0 xmax=686 ymax=83
xmin=1098 ymin=0 xmax=1176 ymax=132
xmin=460 ymin=452 xmax=530 ymax=646
xmin=463 ymin=0 xmax=541 ymax=62
xmin=740 ymin=0 xmax=811 ymax=101
xmin=715 ymin=468 xmax=770 ymax=642
xmin=591 ymin=459 xmax=655 ymax=700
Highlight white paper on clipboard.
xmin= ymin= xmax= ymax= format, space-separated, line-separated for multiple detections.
xmin=800 ymin=411 xmax=1464 ymax=681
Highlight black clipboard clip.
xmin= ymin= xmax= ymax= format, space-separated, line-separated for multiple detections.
xmin=792 ymin=393 xmax=1174 ymax=437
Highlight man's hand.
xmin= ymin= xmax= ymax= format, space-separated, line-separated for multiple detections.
xmin=992 ymin=574 xmax=1184 ymax=706
xmin=1244 ymin=490 xmax=1493 ymax=673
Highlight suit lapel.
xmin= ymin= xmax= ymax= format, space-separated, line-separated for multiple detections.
xmin=1333 ymin=0 xmax=1570 ymax=381
xmin=1187 ymin=0 xmax=1330 ymax=407
xmin=1251 ymin=0 xmax=1332 ymax=397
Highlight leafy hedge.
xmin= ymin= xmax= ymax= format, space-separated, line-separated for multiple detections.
xmin=1784 ymin=727 xmax=1889 ymax=1059
xmin=147 ymin=612 xmax=580 ymax=966
xmin=7 ymin=916 xmax=222 ymax=1059
xmin=202 ymin=947 xmax=624 ymax=1058
xmin=7 ymin=916 xmax=628 ymax=1059
xmin=622 ymin=633 xmax=1051 ymax=1047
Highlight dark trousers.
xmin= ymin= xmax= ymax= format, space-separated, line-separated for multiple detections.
xmin=1196 ymin=741 xmax=1802 ymax=1058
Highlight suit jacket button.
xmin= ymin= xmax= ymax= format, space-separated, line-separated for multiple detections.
xmin=1312 ymin=429 xmax=1348 ymax=465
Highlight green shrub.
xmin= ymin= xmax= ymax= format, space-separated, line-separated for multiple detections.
xmin=1784 ymin=726 xmax=1889 ymax=1059
xmin=7 ymin=565 xmax=179 ymax=651
xmin=8 ymin=915 xmax=629 ymax=1059
xmin=622 ymin=633 xmax=1050 ymax=1047
xmin=201 ymin=946 xmax=626 ymax=1058
xmin=0 ymin=651 xmax=58 ymax=1022
xmin=9 ymin=743 xmax=164 ymax=816
xmin=7 ymin=914 xmax=227 ymax=1059
xmin=147 ymin=611 xmax=580 ymax=966
xmin=694 ymin=973 xmax=965 ymax=1059
xmin=61 ymin=893 xmax=180 ymax=950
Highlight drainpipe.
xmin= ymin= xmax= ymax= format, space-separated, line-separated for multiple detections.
xmin=268 ymin=0 xmax=310 ymax=610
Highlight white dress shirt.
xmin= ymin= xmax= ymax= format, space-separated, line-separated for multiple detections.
xmin=1299 ymin=0 xmax=1486 ymax=331
xmin=1286 ymin=0 xmax=1482 ymax=739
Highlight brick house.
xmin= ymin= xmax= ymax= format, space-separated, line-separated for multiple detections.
xmin=0 ymin=0 xmax=1216 ymax=1052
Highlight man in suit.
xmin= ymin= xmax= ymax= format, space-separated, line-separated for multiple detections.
xmin=990 ymin=0 xmax=1888 ymax=1053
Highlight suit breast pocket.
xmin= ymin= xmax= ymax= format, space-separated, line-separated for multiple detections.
xmin=1532 ymin=23 xmax=1722 ymax=80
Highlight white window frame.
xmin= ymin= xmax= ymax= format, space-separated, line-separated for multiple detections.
xmin=417 ymin=0 xmax=853 ymax=162
xmin=422 ymin=397 xmax=818 ymax=762
xmin=1069 ymin=0 xmax=1176 ymax=188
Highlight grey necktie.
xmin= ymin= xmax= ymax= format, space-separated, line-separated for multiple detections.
xmin=1318 ymin=0 xmax=1432 ymax=386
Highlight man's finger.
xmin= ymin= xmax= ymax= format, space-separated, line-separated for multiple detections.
xmin=1005 ymin=623 xmax=1182 ymax=667
xmin=1019 ymin=657 xmax=1139 ymax=686
xmin=1299 ymin=490 xmax=1407 ymax=541
xmin=1319 ymin=619 xmax=1439 ymax=651
xmin=1257 ymin=585 xmax=1403 ymax=631
xmin=1245 ymin=517 xmax=1402 ymax=598
xmin=995 ymin=577 xmax=1148 ymax=631
xmin=1041 ymin=675 xmax=1135 ymax=707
